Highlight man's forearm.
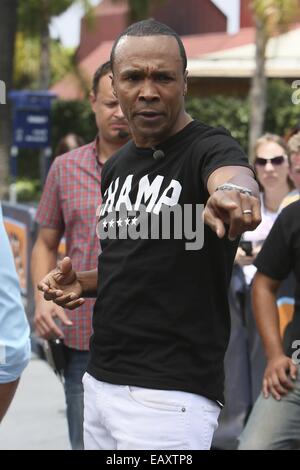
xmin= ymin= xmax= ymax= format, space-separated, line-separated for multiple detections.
xmin=252 ymin=275 xmax=283 ymax=360
xmin=31 ymin=241 xmax=57 ymax=302
xmin=77 ymin=269 xmax=98 ymax=297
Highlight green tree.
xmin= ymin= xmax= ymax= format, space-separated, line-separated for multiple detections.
xmin=249 ymin=0 xmax=299 ymax=161
xmin=186 ymin=96 xmax=249 ymax=151
xmin=265 ymin=79 xmax=300 ymax=136
xmin=0 ymin=1 xmax=93 ymax=194
xmin=18 ymin=0 xmax=93 ymax=89
xmin=14 ymin=33 xmax=75 ymax=89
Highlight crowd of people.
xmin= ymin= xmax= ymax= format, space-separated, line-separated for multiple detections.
xmin=1 ymin=19 xmax=300 ymax=450
xmin=213 ymin=130 xmax=300 ymax=449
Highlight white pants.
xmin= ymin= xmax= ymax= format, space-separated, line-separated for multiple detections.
xmin=83 ymin=372 xmax=220 ymax=450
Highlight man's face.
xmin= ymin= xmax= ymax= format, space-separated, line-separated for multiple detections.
xmin=112 ymin=35 xmax=188 ymax=147
xmin=89 ymin=72 xmax=130 ymax=143
xmin=289 ymin=152 xmax=300 ymax=190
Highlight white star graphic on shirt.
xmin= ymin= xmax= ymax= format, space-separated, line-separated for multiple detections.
xmin=109 ymin=219 xmax=115 ymax=228
xmin=102 ymin=219 xmax=108 ymax=228
xmin=131 ymin=216 xmax=138 ymax=225
xmin=125 ymin=217 xmax=130 ymax=226
xmin=117 ymin=218 xmax=123 ymax=227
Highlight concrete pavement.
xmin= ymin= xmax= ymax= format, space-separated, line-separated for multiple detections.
xmin=0 ymin=354 xmax=70 ymax=450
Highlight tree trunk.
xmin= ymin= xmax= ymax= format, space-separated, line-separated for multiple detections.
xmin=39 ymin=0 xmax=50 ymax=89
xmin=248 ymin=16 xmax=268 ymax=163
xmin=0 ymin=0 xmax=18 ymax=198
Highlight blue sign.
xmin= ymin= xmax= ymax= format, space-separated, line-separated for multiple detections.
xmin=12 ymin=109 xmax=51 ymax=148
xmin=9 ymin=90 xmax=56 ymax=111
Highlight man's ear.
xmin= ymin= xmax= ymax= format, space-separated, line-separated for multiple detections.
xmin=89 ymin=91 xmax=96 ymax=110
xmin=111 ymin=75 xmax=117 ymax=97
xmin=183 ymin=70 xmax=188 ymax=96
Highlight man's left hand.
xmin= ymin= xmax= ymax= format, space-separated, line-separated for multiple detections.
xmin=203 ymin=189 xmax=261 ymax=240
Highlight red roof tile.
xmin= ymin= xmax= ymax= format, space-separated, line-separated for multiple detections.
xmin=52 ymin=24 xmax=300 ymax=99
xmin=183 ymin=27 xmax=255 ymax=57
xmin=50 ymin=73 xmax=86 ymax=100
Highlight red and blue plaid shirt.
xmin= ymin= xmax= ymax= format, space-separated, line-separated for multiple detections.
xmin=36 ymin=139 xmax=102 ymax=350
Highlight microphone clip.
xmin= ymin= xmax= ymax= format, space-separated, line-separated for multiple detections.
xmin=152 ymin=148 xmax=165 ymax=161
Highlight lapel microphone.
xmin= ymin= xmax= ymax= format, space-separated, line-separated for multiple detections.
xmin=152 ymin=149 xmax=165 ymax=161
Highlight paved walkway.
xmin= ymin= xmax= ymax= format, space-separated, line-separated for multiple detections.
xmin=0 ymin=355 xmax=70 ymax=450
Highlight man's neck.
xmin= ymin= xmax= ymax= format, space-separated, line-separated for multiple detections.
xmin=97 ymin=138 xmax=125 ymax=165
xmin=133 ymin=113 xmax=193 ymax=148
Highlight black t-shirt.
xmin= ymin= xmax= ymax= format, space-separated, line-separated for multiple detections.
xmin=87 ymin=120 xmax=250 ymax=404
xmin=254 ymin=200 xmax=300 ymax=356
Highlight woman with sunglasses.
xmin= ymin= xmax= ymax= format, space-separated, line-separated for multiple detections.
xmin=213 ymin=133 xmax=292 ymax=450
xmin=241 ymin=133 xmax=291 ymax=274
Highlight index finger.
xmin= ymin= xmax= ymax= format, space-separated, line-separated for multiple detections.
xmin=202 ymin=204 xmax=226 ymax=238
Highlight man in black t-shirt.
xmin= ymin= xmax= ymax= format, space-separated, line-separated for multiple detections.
xmin=239 ymin=200 xmax=300 ymax=450
xmin=38 ymin=20 xmax=261 ymax=450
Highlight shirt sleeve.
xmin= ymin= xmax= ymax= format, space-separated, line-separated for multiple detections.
xmin=35 ymin=158 xmax=64 ymax=231
xmin=254 ymin=214 xmax=292 ymax=281
xmin=196 ymin=127 xmax=252 ymax=188
xmin=0 ymin=206 xmax=31 ymax=383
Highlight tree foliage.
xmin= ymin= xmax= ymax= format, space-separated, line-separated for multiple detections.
xmin=251 ymin=0 xmax=299 ymax=34
xmin=14 ymin=33 xmax=75 ymax=89
xmin=248 ymin=0 xmax=299 ymax=160
xmin=18 ymin=0 xmax=92 ymax=36
xmin=186 ymin=96 xmax=249 ymax=151
xmin=265 ymin=79 xmax=300 ymax=134
xmin=187 ymin=79 xmax=299 ymax=154
xmin=51 ymin=99 xmax=97 ymax=148
xmin=17 ymin=0 xmax=93 ymax=89
xmin=17 ymin=78 xmax=300 ymax=196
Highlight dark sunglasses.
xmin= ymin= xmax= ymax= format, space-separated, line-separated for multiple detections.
xmin=255 ymin=155 xmax=287 ymax=166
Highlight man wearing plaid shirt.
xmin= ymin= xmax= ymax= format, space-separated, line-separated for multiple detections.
xmin=31 ymin=61 xmax=130 ymax=449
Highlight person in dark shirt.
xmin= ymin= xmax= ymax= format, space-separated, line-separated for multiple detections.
xmin=239 ymin=200 xmax=300 ymax=449
xmin=38 ymin=19 xmax=261 ymax=450
xmin=31 ymin=61 xmax=130 ymax=450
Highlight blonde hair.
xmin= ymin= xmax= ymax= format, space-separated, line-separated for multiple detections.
xmin=254 ymin=133 xmax=288 ymax=156
xmin=255 ymin=133 xmax=293 ymax=190
xmin=287 ymin=131 xmax=300 ymax=157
